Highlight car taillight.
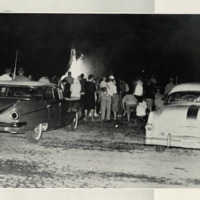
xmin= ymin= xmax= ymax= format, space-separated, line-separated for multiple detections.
xmin=10 ymin=111 xmax=19 ymax=120
xmin=145 ymin=123 xmax=153 ymax=131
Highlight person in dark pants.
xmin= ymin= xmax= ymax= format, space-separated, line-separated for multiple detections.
xmin=84 ymin=74 xmax=96 ymax=121
xmin=61 ymin=79 xmax=71 ymax=98
xmin=134 ymin=79 xmax=143 ymax=103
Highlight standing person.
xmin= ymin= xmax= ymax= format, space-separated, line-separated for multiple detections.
xmin=94 ymin=77 xmax=101 ymax=116
xmin=61 ymin=71 xmax=74 ymax=85
xmin=118 ymin=79 xmax=129 ymax=116
xmin=150 ymin=75 xmax=157 ymax=85
xmin=144 ymin=80 xmax=154 ymax=112
xmin=100 ymin=77 xmax=107 ymax=89
xmin=60 ymin=71 xmax=74 ymax=98
xmin=164 ymin=77 xmax=175 ymax=96
xmin=134 ymin=78 xmax=143 ymax=102
xmin=78 ymin=74 xmax=86 ymax=116
xmin=99 ymin=85 xmax=111 ymax=122
xmin=119 ymin=79 xmax=127 ymax=97
xmin=84 ymin=74 xmax=96 ymax=121
xmin=154 ymin=88 xmax=164 ymax=110
xmin=98 ymin=77 xmax=107 ymax=116
xmin=14 ymin=67 xmax=30 ymax=82
xmin=79 ymin=73 xmax=86 ymax=101
xmin=106 ymin=75 xmax=118 ymax=122
xmin=70 ymin=78 xmax=81 ymax=100
xmin=0 ymin=68 xmax=12 ymax=81
xmin=61 ymin=79 xmax=71 ymax=98
xmin=65 ymin=71 xmax=74 ymax=85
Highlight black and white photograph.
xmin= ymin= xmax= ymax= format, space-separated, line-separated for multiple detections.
xmin=0 ymin=12 xmax=200 ymax=189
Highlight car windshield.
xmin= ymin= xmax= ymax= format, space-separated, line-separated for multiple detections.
xmin=0 ymin=86 xmax=43 ymax=99
xmin=167 ymin=91 xmax=200 ymax=104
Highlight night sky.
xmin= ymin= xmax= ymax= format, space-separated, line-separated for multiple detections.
xmin=0 ymin=14 xmax=200 ymax=85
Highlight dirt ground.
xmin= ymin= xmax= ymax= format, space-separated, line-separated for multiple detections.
xmin=0 ymin=116 xmax=200 ymax=188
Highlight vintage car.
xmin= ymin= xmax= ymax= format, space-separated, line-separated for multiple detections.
xmin=0 ymin=81 xmax=82 ymax=143
xmin=145 ymin=83 xmax=200 ymax=151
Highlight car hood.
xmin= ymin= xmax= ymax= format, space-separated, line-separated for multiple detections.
xmin=0 ymin=98 xmax=19 ymax=113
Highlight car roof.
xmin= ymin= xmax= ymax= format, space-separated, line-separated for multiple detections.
xmin=0 ymin=81 xmax=57 ymax=87
xmin=169 ymin=82 xmax=200 ymax=94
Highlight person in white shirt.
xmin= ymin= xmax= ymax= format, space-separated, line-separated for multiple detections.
xmin=70 ymin=78 xmax=81 ymax=100
xmin=136 ymin=99 xmax=147 ymax=123
xmin=0 ymin=68 xmax=12 ymax=81
xmin=100 ymin=77 xmax=107 ymax=89
xmin=134 ymin=79 xmax=143 ymax=102
xmin=106 ymin=75 xmax=118 ymax=122
xmin=100 ymin=75 xmax=116 ymax=122
xmin=136 ymin=100 xmax=147 ymax=117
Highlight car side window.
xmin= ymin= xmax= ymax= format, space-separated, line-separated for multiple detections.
xmin=0 ymin=87 xmax=7 ymax=96
xmin=44 ymin=87 xmax=54 ymax=100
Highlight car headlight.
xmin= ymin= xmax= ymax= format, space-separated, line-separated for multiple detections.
xmin=145 ymin=123 xmax=153 ymax=131
xmin=10 ymin=111 xmax=19 ymax=120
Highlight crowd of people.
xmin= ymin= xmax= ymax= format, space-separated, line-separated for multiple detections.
xmin=0 ymin=66 xmax=176 ymax=125
xmin=59 ymin=71 xmax=176 ymax=125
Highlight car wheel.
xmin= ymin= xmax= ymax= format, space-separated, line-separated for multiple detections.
xmin=70 ymin=112 xmax=78 ymax=131
xmin=155 ymin=145 xmax=165 ymax=152
xmin=26 ymin=124 xmax=43 ymax=143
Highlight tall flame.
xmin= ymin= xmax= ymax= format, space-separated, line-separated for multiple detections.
xmin=67 ymin=48 xmax=107 ymax=80
xmin=68 ymin=48 xmax=90 ymax=79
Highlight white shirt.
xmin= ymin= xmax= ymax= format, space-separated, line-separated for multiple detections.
xmin=136 ymin=101 xmax=147 ymax=117
xmin=134 ymin=81 xmax=143 ymax=96
xmin=106 ymin=81 xmax=117 ymax=96
xmin=70 ymin=79 xmax=81 ymax=98
xmin=100 ymin=80 xmax=107 ymax=88
xmin=0 ymin=74 xmax=12 ymax=81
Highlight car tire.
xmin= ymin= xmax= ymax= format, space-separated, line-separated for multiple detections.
xmin=26 ymin=123 xmax=43 ymax=143
xmin=155 ymin=145 xmax=165 ymax=152
xmin=70 ymin=112 xmax=78 ymax=131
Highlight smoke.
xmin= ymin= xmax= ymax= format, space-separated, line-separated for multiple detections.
xmin=83 ymin=53 xmax=108 ymax=79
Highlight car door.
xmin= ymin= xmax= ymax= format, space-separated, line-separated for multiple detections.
xmin=57 ymin=87 xmax=73 ymax=126
xmin=44 ymin=86 xmax=61 ymax=129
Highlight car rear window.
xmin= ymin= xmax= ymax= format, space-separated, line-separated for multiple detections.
xmin=167 ymin=91 xmax=200 ymax=104
xmin=0 ymin=86 xmax=43 ymax=99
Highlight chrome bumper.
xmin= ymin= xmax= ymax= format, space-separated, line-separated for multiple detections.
xmin=145 ymin=136 xmax=200 ymax=150
xmin=0 ymin=122 xmax=26 ymax=133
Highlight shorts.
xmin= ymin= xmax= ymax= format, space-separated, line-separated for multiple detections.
xmin=134 ymin=95 xmax=143 ymax=103
xmin=126 ymin=104 xmax=137 ymax=115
